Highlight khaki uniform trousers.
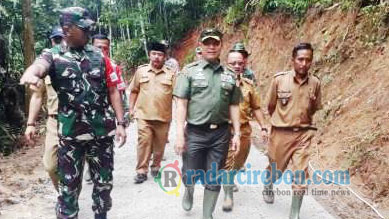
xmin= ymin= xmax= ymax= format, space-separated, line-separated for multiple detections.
xmin=136 ymin=119 xmax=170 ymax=174
xmin=266 ymin=127 xmax=314 ymax=193
xmin=223 ymin=123 xmax=252 ymax=171
xmin=43 ymin=116 xmax=59 ymax=189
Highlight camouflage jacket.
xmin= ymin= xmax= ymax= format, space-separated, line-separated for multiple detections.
xmin=38 ymin=44 xmax=115 ymax=140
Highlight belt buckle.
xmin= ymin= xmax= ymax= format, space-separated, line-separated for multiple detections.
xmin=209 ymin=124 xmax=218 ymax=129
xmin=293 ymin=127 xmax=300 ymax=132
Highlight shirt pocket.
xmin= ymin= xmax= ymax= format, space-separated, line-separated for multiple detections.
xmin=56 ymin=71 xmax=78 ymax=93
xmin=220 ymin=81 xmax=234 ymax=101
xmin=160 ymin=80 xmax=173 ymax=95
xmin=87 ymin=71 xmax=105 ymax=93
xmin=139 ymin=76 xmax=150 ymax=90
xmin=191 ymin=79 xmax=208 ymax=95
xmin=277 ymin=90 xmax=292 ymax=107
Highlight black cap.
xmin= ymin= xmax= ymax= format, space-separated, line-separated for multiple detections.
xmin=50 ymin=26 xmax=64 ymax=39
xmin=148 ymin=41 xmax=167 ymax=53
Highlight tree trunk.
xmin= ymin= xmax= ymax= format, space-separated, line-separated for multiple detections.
xmin=138 ymin=1 xmax=148 ymax=58
xmin=7 ymin=22 xmax=14 ymax=71
xmin=22 ymin=0 xmax=35 ymax=114
xmin=0 ymin=34 xmax=6 ymax=70
xmin=126 ymin=23 xmax=131 ymax=41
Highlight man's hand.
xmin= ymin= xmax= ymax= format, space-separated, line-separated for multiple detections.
xmin=115 ymin=125 xmax=127 ymax=147
xmin=231 ymin=134 xmax=240 ymax=156
xmin=175 ymin=134 xmax=186 ymax=156
xmin=25 ymin=125 xmax=37 ymax=146
xmin=261 ymin=130 xmax=269 ymax=143
xmin=20 ymin=73 xmax=41 ymax=86
xmin=129 ymin=108 xmax=135 ymax=120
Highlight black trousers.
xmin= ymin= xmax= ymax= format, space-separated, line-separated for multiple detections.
xmin=182 ymin=123 xmax=230 ymax=191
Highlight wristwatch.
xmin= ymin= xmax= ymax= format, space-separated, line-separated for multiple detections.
xmin=27 ymin=122 xmax=37 ymax=127
xmin=117 ymin=121 xmax=126 ymax=126
xmin=234 ymin=132 xmax=241 ymax=137
xmin=261 ymin=127 xmax=268 ymax=132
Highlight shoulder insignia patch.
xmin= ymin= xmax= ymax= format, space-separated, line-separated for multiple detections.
xmin=185 ymin=61 xmax=200 ymax=68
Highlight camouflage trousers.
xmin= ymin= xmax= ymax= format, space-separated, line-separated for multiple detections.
xmin=56 ymin=136 xmax=114 ymax=219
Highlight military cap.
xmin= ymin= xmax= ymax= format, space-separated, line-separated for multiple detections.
xmin=49 ymin=26 xmax=64 ymax=39
xmin=59 ymin=7 xmax=95 ymax=31
xmin=200 ymin=28 xmax=223 ymax=42
xmin=148 ymin=41 xmax=167 ymax=53
xmin=230 ymin=42 xmax=249 ymax=58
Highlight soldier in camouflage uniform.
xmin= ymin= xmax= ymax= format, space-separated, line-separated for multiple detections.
xmin=20 ymin=7 xmax=126 ymax=219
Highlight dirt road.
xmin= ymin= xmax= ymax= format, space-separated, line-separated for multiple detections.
xmin=0 ymin=119 xmax=335 ymax=219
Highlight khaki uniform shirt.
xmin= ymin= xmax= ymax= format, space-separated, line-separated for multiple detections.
xmin=266 ymin=70 xmax=322 ymax=128
xmin=173 ymin=60 xmax=241 ymax=125
xmin=239 ymin=76 xmax=261 ymax=124
xmin=43 ymin=76 xmax=58 ymax=115
xmin=130 ymin=64 xmax=175 ymax=122
xmin=35 ymin=76 xmax=59 ymax=116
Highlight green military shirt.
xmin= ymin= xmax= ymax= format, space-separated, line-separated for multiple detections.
xmin=173 ymin=59 xmax=241 ymax=125
xmin=37 ymin=44 xmax=115 ymax=140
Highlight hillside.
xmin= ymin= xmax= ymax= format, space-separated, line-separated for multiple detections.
xmin=174 ymin=5 xmax=389 ymax=218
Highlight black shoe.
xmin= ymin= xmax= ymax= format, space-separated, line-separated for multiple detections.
xmin=151 ymin=170 xmax=159 ymax=178
xmin=95 ymin=212 xmax=107 ymax=219
xmin=134 ymin=173 xmax=147 ymax=184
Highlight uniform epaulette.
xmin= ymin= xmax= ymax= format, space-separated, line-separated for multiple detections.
xmin=184 ymin=60 xmax=200 ymax=68
xmin=137 ymin=64 xmax=149 ymax=69
xmin=163 ymin=65 xmax=175 ymax=75
xmin=273 ymin=71 xmax=290 ymax=78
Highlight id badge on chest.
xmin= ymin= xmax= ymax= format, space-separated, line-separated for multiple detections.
xmin=110 ymin=72 xmax=119 ymax=82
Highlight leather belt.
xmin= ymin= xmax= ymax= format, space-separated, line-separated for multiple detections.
xmin=187 ymin=123 xmax=229 ymax=130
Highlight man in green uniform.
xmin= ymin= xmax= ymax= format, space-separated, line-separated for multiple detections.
xmin=221 ymin=44 xmax=269 ymax=212
xmin=263 ymin=43 xmax=322 ymax=219
xmin=174 ymin=28 xmax=241 ymax=219
xmin=20 ymin=7 xmax=126 ymax=219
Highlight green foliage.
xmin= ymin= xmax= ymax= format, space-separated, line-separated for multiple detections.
xmin=256 ymin=0 xmax=312 ymax=16
xmin=225 ymin=0 xmax=246 ymax=25
xmin=359 ymin=4 xmax=389 ymax=46
xmin=183 ymin=49 xmax=196 ymax=65
xmin=253 ymin=0 xmax=363 ymax=16
xmin=113 ymin=39 xmax=148 ymax=74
